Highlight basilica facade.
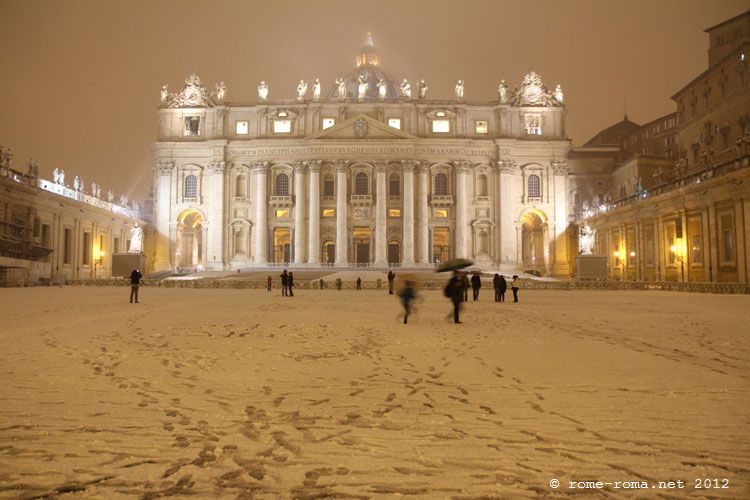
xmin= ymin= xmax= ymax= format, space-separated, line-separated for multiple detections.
xmin=152 ymin=36 xmax=572 ymax=275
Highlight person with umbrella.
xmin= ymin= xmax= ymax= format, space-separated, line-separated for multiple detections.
xmin=437 ymin=258 xmax=473 ymax=324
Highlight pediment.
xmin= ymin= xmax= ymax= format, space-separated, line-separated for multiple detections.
xmin=308 ymin=114 xmax=416 ymax=140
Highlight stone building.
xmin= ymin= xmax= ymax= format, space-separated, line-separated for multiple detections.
xmin=0 ymin=151 xmax=144 ymax=286
xmin=579 ymin=10 xmax=750 ymax=283
xmin=152 ymin=35 xmax=573 ymax=276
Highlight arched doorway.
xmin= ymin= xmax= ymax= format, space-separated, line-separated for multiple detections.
xmin=273 ymin=228 xmax=291 ymax=264
xmin=176 ymin=209 xmax=204 ymax=268
xmin=521 ymin=210 xmax=547 ymax=275
xmin=388 ymin=240 xmax=400 ymax=265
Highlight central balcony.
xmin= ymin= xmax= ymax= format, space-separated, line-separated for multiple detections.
xmin=349 ymin=194 xmax=373 ymax=206
xmin=429 ymin=194 xmax=455 ymax=207
xmin=269 ymin=195 xmax=294 ymax=207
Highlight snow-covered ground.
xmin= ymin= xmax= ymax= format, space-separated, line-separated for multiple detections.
xmin=0 ymin=287 xmax=748 ymax=498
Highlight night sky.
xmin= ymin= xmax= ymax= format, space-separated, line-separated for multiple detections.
xmin=0 ymin=0 xmax=746 ymax=200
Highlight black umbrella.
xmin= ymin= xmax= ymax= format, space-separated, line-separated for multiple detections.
xmin=436 ymin=258 xmax=474 ymax=273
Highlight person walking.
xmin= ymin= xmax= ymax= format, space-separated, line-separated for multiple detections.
xmin=444 ymin=271 xmax=464 ymax=324
xmin=511 ymin=275 xmax=520 ymax=302
xmin=461 ymin=272 xmax=470 ymax=302
xmin=319 ymin=278 xmax=324 ymax=290
xmin=266 ymin=275 xmax=272 ymax=292
xmin=356 ymin=276 xmax=362 ymax=290
xmin=387 ymin=270 xmax=395 ymax=295
xmin=470 ymin=273 xmax=482 ymax=302
xmin=493 ymin=273 xmax=507 ymax=302
xmin=335 ymin=278 xmax=342 ymax=291
xmin=287 ymin=272 xmax=294 ymax=297
xmin=398 ymin=280 xmax=417 ymax=324
xmin=129 ymin=268 xmax=142 ymax=303
xmin=280 ymin=270 xmax=288 ymax=297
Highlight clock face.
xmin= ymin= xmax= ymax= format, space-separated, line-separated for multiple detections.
xmin=186 ymin=91 xmax=200 ymax=105
xmin=524 ymin=86 xmax=542 ymax=104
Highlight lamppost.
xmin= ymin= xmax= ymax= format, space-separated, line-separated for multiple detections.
xmin=670 ymin=244 xmax=684 ymax=282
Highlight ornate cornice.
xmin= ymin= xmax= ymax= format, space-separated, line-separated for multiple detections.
xmin=416 ymin=162 xmax=430 ymax=174
xmin=334 ymin=160 xmax=350 ymax=173
xmin=374 ymin=160 xmax=388 ymax=174
xmin=206 ymin=161 xmax=226 ymax=174
xmin=156 ymin=160 xmax=174 ymax=174
xmin=496 ymin=159 xmax=518 ymax=174
xmin=401 ymin=159 xmax=419 ymax=173
xmin=250 ymin=160 xmax=269 ymax=172
xmin=551 ymin=160 xmax=569 ymax=175
xmin=292 ymin=160 xmax=308 ymax=174
xmin=454 ymin=159 xmax=472 ymax=174
xmin=307 ymin=159 xmax=322 ymax=173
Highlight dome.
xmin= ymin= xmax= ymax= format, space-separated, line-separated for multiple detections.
xmin=325 ymin=33 xmax=403 ymax=100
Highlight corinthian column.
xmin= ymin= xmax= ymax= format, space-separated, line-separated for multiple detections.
xmin=293 ymin=161 xmax=307 ymax=264
xmin=335 ymin=160 xmax=349 ymax=266
xmin=253 ymin=161 xmax=269 ymax=263
xmin=497 ymin=159 xmax=519 ymax=272
xmin=417 ymin=162 xmax=430 ymax=264
xmin=307 ymin=160 xmax=321 ymax=264
xmin=455 ymin=160 xmax=470 ymax=259
xmin=374 ymin=160 xmax=388 ymax=266
xmin=401 ymin=160 xmax=417 ymax=266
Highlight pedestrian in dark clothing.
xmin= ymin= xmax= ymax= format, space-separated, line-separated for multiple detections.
xmin=319 ymin=278 xmax=324 ymax=290
xmin=129 ymin=269 xmax=142 ymax=303
xmin=470 ymin=274 xmax=481 ymax=302
xmin=280 ymin=270 xmax=288 ymax=297
xmin=336 ymin=278 xmax=342 ymax=291
xmin=444 ymin=272 xmax=464 ymax=324
xmin=461 ymin=273 xmax=470 ymax=302
xmin=387 ymin=271 xmax=395 ymax=295
xmin=288 ymin=272 xmax=294 ymax=297
xmin=398 ymin=280 xmax=417 ymax=324
xmin=511 ymin=275 xmax=520 ymax=302
xmin=356 ymin=277 xmax=362 ymax=290
xmin=267 ymin=275 xmax=272 ymax=292
xmin=493 ymin=273 xmax=507 ymax=302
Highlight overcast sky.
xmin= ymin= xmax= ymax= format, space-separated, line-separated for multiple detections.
xmin=0 ymin=0 xmax=747 ymax=200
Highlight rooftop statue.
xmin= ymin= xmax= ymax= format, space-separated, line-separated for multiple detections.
xmin=455 ymin=79 xmax=464 ymax=100
xmin=296 ymin=79 xmax=307 ymax=100
xmin=53 ymin=168 xmax=60 ymax=184
xmin=554 ymin=84 xmax=564 ymax=104
xmin=357 ymin=74 xmax=369 ymax=100
xmin=400 ymin=79 xmax=411 ymax=99
xmin=418 ymin=79 xmax=428 ymax=99
xmin=498 ymin=80 xmax=509 ymax=103
xmin=160 ymin=85 xmax=169 ymax=104
xmin=129 ymin=223 xmax=144 ymax=254
xmin=313 ymin=78 xmax=321 ymax=100
xmin=377 ymin=77 xmax=387 ymax=99
xmin=257 ymin=81 xmax=269 ymax=102
xmin=336 ymin=77 xmax=346 ymax=99
xmin=215 ymin=81 xmax=227 ymax=102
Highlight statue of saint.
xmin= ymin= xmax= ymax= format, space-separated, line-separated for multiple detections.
xmin=296 ymin=79 xmax=307 ymax=100
xmin=357 ymin=74 xmax=369 ymax=99
xmin=554 ymin=84 xmax=564 ymax=104
xmin=312 ymin=78 xmax=321 ymax=100
xmin=53 ymin=168 xmax=60 ymax=184
xmin=455 ymin=79 xmax=464 ymax=100
xmin=336 ymin=77 xmax=346 ymax=99
xmin=418 ymin=79 xmax=428 ymax=99
xmin=91 ymin=182 xmax=97 ymax=196
xmin=73 ymin=176 xmax=80 ymax=191
xmin=128 ymin=223 xmax=144 ymax=253
xmin=107 ymin=190 xmax=114 ymax=203
xmin=257 ymin=81 xmax=269 ymax=102
xmin=215 ymin=81 xmax=227 ymax=102
xmin=400 ymin=79 xmax=411 ymax=98
xmin=376 ymin=78 xmax=387 ymax=99
xmin=498 ymin=80 xmax=508 ymax=103
xmin=160 ymin=85 xmax=169 ymax=104
xmin=96 ymin=185 xmax=101 ymax=198
xmin=59 ymin=170 xmax=65 ymax=185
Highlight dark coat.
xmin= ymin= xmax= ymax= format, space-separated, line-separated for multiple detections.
xmin=445 ymin=276 xmax=463 ymax=303
xmin=470 ymin=275 xmax=481 ymax=289
xmin=288 ymin=274 xmax=294 ymax=286
xmin=494 ymin=275 xmax=507 ymax=291
xmin=130 ymin=270 xmax=142 ymax=285
xmin=280 ymin=272 xmax=288 ymax=285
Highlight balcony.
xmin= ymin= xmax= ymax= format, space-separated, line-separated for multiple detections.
xmin=429 ymin=195 xmax=455 ymax=206
xmin=269 ymin=195 xmax=294 ymax=207
xmin=349 ymin=194 xmax=373 ymax=206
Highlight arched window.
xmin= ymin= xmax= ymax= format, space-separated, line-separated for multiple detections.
xmin=434 ymin=173 xmax=448 ymax=196
xmin=234 ymin=228 xmax=246 ymax=254
xmin=235 ymin=174 xmax=247 ymax=197
xmin=323 ymin=174 xmax=334 ymax=197
xmin=477 ymin=174 xmax=488 ymax=197
xmin=355 ymin=172 xmax=369 ymax=195
xmin=389 ymin=174 xmax=400 ymax=196
xmin=184 ymin=175 xmax=197 ymax=198
xmin=275 ymin=173 xmax=289 ymax=196
xmin=527 ymin=174 xmax=541 ymax=198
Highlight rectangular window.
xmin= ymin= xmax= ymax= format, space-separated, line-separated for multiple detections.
xmin=475 ymin=120 xmax=488 ymax=134
xmin=322 ymin=118 xmax=336 ymax=129
xmin=64 ymin=228 xmax=72 ymax=264
xmin=184 ymin=116 xmax=200 ymax=136
xmin=524 ymin=114 xmax=542 ymax=135
xmin=434 ymin=209 xmax=448 ymax=218
xmin=322 ymin=209 xmax=335 ymax=217
xmin=431 ymin=120 xmax=450 ymax=133
xmin=41 ymin=224 xmax=50 ymax=247
xmin=114 ymin=237 xmax=120 ymax=254
xmin=720 ymin=214 xmax=734 ymax=264
xmin=275 ymin=210 xmax=289 ymax=218
xmin=388 ymin=209 xmax=401 ymax=217
xmin=83 ymin=232 xmax=91 ymax=265
xmin=388 ymin=118 xmax=401 ymax=129
xmin=689 ymin=218 xmax=702 ymax=265
xmin=323 ymin=178 xmax=334 ymax=197
xmin=235 ymin=121 xmax=249 ymax=134
xmin=273 ymin=120 xmax=291 ymax=134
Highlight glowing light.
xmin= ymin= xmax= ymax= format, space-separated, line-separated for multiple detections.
xmin=670 ymin=245 xmax=677 ymax=253
xmin=630 ymin=251 xmax=636 ymax=257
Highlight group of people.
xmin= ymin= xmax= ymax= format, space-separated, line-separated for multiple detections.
xmin=273 ymin=270 xmax=295 ymax=296
xmin=443 ymin=272 xmax=520 ymax=323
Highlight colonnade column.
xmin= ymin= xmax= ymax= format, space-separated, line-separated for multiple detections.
xmin=253 ymin=161 xmax=268 ymax=263
xmin=335 ymin=160 xmax=349 ymax=266
xmin=497 ymin=160 xmax=519 ymax=272
xmin=374 ymin=160 xmax=388 ymax=266
xmin=206 ymin=161 xmax=226 ymax=270
xmin=551 ymin=161 xmax=570 ymax=277
xmin=293 ymin=161 xmax=307 ymax=264
xmin=307 ymin=160 xmax=321 ymax=264
xmin=455 ymin=160 xmax=470 ymax=258
xmin=401 ymin=160 xmax=416 ymax=266
xmin=417 ymin=163 xmax=430 ymax=264
xmin=154 ymin=160 xmax=174 ymax=271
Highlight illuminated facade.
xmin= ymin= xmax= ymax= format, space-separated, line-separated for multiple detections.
xmin=152 ymin=35 xmax=572 ymax=275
